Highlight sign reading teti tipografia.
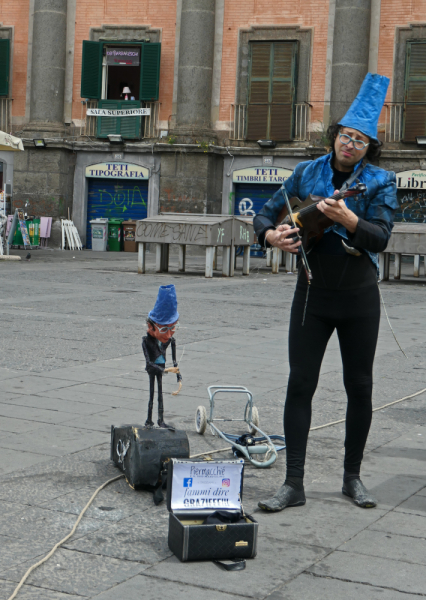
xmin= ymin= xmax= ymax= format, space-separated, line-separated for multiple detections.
xmin=85 ymin=163 xmax=149 ymax=179
xmin=86 ymin=108 xmax=150 ymax=117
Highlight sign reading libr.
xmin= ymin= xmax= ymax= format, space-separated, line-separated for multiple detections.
xmin=85 ymin=163 xmax=149 ymax=179
xmin=232 ymin=167 xmax=293 ymax=184
xmin=396 ymin=170 xmax=426 ymax=189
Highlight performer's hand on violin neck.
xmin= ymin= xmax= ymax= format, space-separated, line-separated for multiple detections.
xmin=265 ymin=224 xmax=301 ymax=253
xmin=317 ymin=190 xmax=359 ymax=234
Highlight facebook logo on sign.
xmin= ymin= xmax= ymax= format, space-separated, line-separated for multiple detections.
xmin=183 ymin=478 xmax=193 ymax=487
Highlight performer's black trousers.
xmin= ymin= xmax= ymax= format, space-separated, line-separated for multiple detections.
xmin=148 ymin=371 xmax=164 ymax=421
xmin=284 ymin=283 xmax=380 ymax=479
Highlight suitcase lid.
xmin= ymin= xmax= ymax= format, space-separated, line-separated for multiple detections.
xmin=167 ymin=458 xmax=244 ymax=515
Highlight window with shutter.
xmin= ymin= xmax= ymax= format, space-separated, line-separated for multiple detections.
xmin=81 ymin=41 xmax=103 ymax=99
xmin=0 ymin=39 xmax=10 ymax=97
xmin=140 ymin=43 xmax=161 ymax=101
xmin=246 ymin=42 xmax=297 ymax=141
xmin=403 ymin=42 xmax=426 ymax=142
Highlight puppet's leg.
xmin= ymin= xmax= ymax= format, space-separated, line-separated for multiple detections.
xmin=157 ymin=374 xmax=172 ymax=428
xmin=145 ymin=373 xmax=155 ymax=427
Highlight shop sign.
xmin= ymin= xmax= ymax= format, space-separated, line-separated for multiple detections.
xmin=87 ymin=108 xmax=150 ymax=117
xmin=232 ymin=167 xmax=293 ymax=184
xmin=106 ymin=47 xmax=140 ymax=66
xmin=85 ymin=163 xmax=149 ymax=180
xmin=396 ymin=170 xmax=426 ymax=189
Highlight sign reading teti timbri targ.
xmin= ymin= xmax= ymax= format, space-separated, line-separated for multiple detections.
xmin=232 ymin=167 xmax=293 ymax=184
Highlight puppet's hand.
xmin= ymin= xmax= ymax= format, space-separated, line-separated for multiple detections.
xmin=165 ymin=366 xmax=180 ymax=374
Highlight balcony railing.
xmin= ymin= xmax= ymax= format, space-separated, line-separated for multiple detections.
xmin=80 ymin=100 xmax=161 ymax=139
xmin=384 ymin=103 xmax=403 ymax=142
xmin=0 ymin=98 xmax=12 ymax=133
xmin=230 ymin=103 xmax=310 ymax=142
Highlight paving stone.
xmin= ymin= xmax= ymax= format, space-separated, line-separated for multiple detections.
xmin=90 ymin=574 xmax=240 ymax=600
xmin=0 ymin=425 xmax=107 ymax=457
xmin=338 ymin=528 xmax=426 ymax=565
xmin=269 ymin=572 xmax=420 ymax=600
xmin=253 ymin=498 xmax=386 ymax=548
xmin=0 ymin=402 xmax=79 ymax=425
xmin=308 ymin=550 xmax=426 ymax=596
xmin=143 ymin=537 xmax=329 ymax=598
xmin=0 ymin=448 xmax=52 ymax=476
xmin=0 ymin=579 xmax=82 ymax=600
xmin=0 ymin=368 xmax=21 ymax=381
xmin=369 ymin=510 xmax=426 ymax=539
xmin=0 ymin=377 xmax=75 ymax=396
xmin=0 ymin=548 xmax=147 ymax=597
xmin=0 ymin=393 xmax=110 ymax=414
xmin=395 ymin=492 xmax=426 ymax=515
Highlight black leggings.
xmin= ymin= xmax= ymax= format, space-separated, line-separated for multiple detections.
xmin=284 ymin=282 xmax=380 ymax=479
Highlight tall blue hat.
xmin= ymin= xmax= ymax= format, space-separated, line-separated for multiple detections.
xmin=148 ymin=284 xmax=179 ymax=325
xmin=338 ymin=73 xmax=390 ymax=142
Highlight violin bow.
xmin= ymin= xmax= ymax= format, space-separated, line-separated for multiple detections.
xmin=280 ymin=187 xmax=313 ymax=283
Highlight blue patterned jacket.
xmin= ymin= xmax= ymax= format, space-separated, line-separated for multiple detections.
xmin=254 ymin=153 xmax=398 ymax=270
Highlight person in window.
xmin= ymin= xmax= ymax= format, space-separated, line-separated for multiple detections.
xmin=142 ymin=284 xmax=181 ymax=428
xmin=254 ymin=73 xmax=398 ymax=511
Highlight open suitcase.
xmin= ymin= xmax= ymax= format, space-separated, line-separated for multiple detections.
xmin=167 ymin=458 xmax=258 ymax=564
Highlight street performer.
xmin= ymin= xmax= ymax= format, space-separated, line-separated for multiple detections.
xmin=254 ymin=73 xmax=398 ymax=511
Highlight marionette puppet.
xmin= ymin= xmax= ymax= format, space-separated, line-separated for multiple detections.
xmin=142 ymin=284 xmax=182 ymax=428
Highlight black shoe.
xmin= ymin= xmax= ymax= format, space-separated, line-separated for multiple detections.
xmin=157 ymin=420 xmax=174 ymax=430
xmin=144 ymin=419 xmax=154 ymax=428
xmin=258 ymin=484 xmax=306 ymax=512
xmin=342 ymin=479 xmax=377 ymax=508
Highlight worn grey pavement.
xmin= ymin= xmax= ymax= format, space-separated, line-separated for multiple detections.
xmin=0 ymin=249 xmax=425 ymax=599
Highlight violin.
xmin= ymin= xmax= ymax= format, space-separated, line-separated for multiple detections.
xmin=276 ymin=182 xmax=367 ymax=252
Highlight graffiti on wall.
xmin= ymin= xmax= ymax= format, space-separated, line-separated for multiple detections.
xmin=89 ymin=185 xmax=147 ymax=216
xmin=396 ymin=190 xmax=426 ymax=223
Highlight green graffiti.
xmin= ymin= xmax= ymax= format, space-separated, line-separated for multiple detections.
xmin=90 ymin=186 xmax=147 ymax=215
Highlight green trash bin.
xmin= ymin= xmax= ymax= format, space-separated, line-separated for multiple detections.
xmin=108 ymin=218 xmax=124 ymax=252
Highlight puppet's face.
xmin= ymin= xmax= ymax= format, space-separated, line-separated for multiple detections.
xmin=147 ymin=320 xmax=178 ymax=343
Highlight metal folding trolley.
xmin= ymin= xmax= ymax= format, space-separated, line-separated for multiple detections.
xmin=195 ymin=385 xmax=285 ymax=468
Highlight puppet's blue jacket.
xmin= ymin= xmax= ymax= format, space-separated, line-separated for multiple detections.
xmin=254 ymin=153 xmax=398 ymax=271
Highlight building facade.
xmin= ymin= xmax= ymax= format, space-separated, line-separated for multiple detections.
xmin=1 ymin=0 xmax=426 ymax=245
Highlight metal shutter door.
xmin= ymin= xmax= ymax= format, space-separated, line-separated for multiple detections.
xmin=86 ymin=178 xmax=148 ymax=249
xmin=234 ymin=183 xmax=282 ymax=218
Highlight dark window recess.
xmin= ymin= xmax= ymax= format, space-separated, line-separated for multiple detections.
xmin=403 ymin=42 xmax=426 ymax=142
xmin=96 ymin=100 xmax=141 ymax=139
xmin=0 ymin=39 xmax=10 ymax=96
xmin=246 ymin=41 xmax=297 ymax=141
xmin=80 ymin=40 xmax=161 ymax=102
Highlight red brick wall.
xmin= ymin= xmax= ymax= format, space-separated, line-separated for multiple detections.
xmin=0 ymin=0 xmax=30 ymax=119
xmin=72 ymin=0 xmax=177 ymax=124
xmin=219 ymin=0 xmax=331 ymax=125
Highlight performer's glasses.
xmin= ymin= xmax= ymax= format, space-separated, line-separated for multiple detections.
xmin=155 ymin=322 xmax=179 ymax=334
xmin=339 ymin=132 xmax=370 ymax=151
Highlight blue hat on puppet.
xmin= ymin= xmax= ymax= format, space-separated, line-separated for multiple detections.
xmin=338 ymin=73 xmax=390 ymax=142
xmin=148 ymin=284 xmax=179 ymax=325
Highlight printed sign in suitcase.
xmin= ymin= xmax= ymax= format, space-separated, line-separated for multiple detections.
xmin=167 ymin=458 xmax=258 ymax=562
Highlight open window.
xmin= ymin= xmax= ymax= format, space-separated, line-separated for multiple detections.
xmin=403 ymin=41 xmax=426 ymax=142
xmin=246 ymin=41 xmax=298 ymax=141
xmin=0 ymin=39 xmax=10 ymax=96
xmin=81 ymin=41 xmax=161 ymax=102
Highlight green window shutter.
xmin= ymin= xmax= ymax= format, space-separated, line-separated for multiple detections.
xmin=97 ymin=100 xmax=120 ymax=138
xmin=140 ymin=43 xmax=161 ymax=101
xmin=81 ymin=41 xmax=103 ymax=99
xmin=0 ymin=39 xmax=10 ymax=96
xmin=119 ymin=100 xmax=141 ymax=139
xmin=403 ymin=42 xmax=426 ymax=142
xmin=246 ymin=41 xmax=297 ymax=141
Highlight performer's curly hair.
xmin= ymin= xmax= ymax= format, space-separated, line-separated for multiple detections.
xmin=326 ymin=123 xmax=382 ymax=162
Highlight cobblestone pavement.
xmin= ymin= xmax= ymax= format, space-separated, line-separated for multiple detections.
xmin=0 ymin=249 xmax=425 ymax=599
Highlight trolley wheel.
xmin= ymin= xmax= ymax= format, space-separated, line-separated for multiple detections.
xmin=248 ymin=406 xmax=260 ymax=435
xmin=195 ymin=405 xmax=207 ymax=434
